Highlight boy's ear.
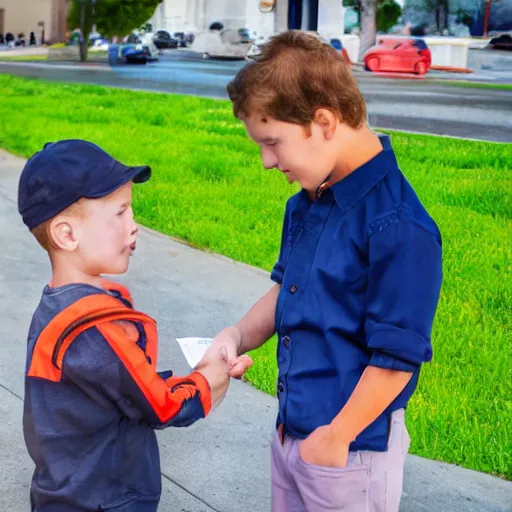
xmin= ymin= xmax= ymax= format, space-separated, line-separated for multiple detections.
xmin=313 ymin=108 xmax=338 ymax=140
xmin=49 ymin=217 xmax=79 ymax=251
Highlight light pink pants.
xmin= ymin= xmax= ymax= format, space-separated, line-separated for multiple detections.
xmin=271 ymin=409 xmax=410 ymax=512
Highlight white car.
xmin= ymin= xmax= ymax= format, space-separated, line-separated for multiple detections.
xmin=190 ymin=27 xmax=256 ymax=60
xmin=245 ymin=34 xmax=275 ymax=61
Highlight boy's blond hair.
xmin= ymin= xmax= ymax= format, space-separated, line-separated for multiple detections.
xmin=227 ymin=30 xmax=367 ymax=128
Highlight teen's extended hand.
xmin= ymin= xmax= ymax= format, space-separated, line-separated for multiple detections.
xmin=299 ymin=425 xmax=349 ymax=468
xmin=199 ymin=326 xmax=253 ymax=379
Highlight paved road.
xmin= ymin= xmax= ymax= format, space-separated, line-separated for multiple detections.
xmin=1 ymin=53 xmax=511 ymax=142
xmin=1 ymin=150 xmax=512 ymax=512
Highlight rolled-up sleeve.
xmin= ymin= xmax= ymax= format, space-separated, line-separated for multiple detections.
xmin=365 ymin=217 xmax=442 ymax=372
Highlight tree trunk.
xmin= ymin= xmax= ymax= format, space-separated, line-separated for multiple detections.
xmin=442 ymin=0 xmax=449 ymax=33
xmin=79 ymin=38 xmax=89 ymax=62
xmin=358 ymin=0 xmax=377 ymax=61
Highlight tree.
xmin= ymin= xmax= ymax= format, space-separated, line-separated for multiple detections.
xmin=377 ymin=0 xmax=402 ymax=33
xmin=402 ymin=0 xmax=450 ymax=33
xmin=344 ymin=0 xmax=402 ymax=58
xmin=359 ymin=0 xmax=377 ymax=59
xmin=429 ymin=0 xmax=449 ymax=33
xmin=68 ymin=0 xmax=161 ymax=62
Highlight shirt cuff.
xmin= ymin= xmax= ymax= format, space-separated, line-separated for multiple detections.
xmin=367 ymin=323 xmax=432 ymax=367
xmin=368 ymin=352 xmax=418 ymax=373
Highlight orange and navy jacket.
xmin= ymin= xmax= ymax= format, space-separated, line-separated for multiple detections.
xmin=23 ymin=280 xmax=211 ymax=512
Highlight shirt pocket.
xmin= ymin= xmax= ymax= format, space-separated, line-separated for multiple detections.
xmin=317 ymin=238 xmax=368 ymax=293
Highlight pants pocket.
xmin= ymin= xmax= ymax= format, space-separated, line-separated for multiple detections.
xmin=294 ymin=444 xmax=370 ymax=511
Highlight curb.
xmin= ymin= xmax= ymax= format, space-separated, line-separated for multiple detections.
xmin=430 ymin=65 xmax=473 ymax=74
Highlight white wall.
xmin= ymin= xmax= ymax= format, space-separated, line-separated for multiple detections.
xmin=317 ymin=0 xmax=346 ymax=39
xmin=150 ymin=0 xmax=189 ymax=32
xmin=148 ymin=0 xmax=304 ymax=38
xmin=204 ymin=0 xmax=247 ymax=30
xmin=1 ymin=0 xmax=52 ymax=41
xmin=244 ymin=1 xmax=275 ymax=35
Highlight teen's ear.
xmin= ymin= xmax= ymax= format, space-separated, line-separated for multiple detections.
xmin=49 ymin=217 xmax=79 ymax=251
xmin=313 ymin=109 xmax=338 ymax=140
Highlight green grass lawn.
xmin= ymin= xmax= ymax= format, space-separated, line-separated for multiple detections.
xmin=430 ymin=80 xmax=512 ymax=91
xmin=0 ymin=75 xmax=510 ymax=479
xmin=0 ymin=55 xmax=48 ymax=62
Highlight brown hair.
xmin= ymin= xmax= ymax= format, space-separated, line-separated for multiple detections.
xmin=30 ymin=200 xmax=84 ymax=252
xmin=227 ymin=30 xmax=367 ymax=128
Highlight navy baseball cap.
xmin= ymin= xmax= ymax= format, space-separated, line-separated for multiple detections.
xmin=18 ymin=139 xmax=151 ymax=230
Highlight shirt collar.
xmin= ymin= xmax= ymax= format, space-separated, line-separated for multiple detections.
xmin=315 ymin=134 xmax=398 ymax=211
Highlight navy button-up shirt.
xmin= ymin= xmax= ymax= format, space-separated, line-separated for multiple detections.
xmin=271 ymin=135 xmax=442 ymax=452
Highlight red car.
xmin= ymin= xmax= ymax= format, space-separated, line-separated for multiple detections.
xmin=364 ymin=37 xmax=431 ymax=75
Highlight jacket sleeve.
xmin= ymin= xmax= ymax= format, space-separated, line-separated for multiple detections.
xmin=63 ymin=324 xmax=211 ymax=429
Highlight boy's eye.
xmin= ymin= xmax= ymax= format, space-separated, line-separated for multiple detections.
xmin=117 ymin=209 xmax=126 ymax=216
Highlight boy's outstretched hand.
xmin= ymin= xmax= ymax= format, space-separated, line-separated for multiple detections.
xmin=199 ymin=326 xmax=253 ymax=379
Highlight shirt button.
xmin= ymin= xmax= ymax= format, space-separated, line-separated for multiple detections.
xmin=277 ymin=382 xmax=285 ymax=393
xmin=283 ymin=336 xmax=291 ymax=347
xmin=290 ymin=285 xmax=298 ymax=294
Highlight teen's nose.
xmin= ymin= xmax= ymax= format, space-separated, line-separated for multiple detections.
xmin=261 ymin=147 xmax=278 ymax=170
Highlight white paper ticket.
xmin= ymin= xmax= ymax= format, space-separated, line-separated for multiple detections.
xmin=176 ymin=337 xmax=213 ymax=368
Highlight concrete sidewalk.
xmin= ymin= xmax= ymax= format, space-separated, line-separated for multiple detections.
xmin=0 ymin=150 xmax=510 ymax=512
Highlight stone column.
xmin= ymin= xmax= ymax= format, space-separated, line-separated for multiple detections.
xmin=274 ymin=0 xmax=288 ymax=32
xmin=195 ymin=0 xmax=205 ymax=31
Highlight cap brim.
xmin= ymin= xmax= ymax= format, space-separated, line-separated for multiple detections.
xmin=86 ymin=162 xmax=152 ymax=199
xmin=130 ymin=165 xmax=152 ymax=184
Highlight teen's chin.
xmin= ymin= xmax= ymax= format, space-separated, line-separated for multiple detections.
xmin=282 ymin=171 xmax=295 ymax=183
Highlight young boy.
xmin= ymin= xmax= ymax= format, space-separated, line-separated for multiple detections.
xmin=207 ymin=31 xmax=443 ymax=511
xmin=18 ymin=139 xmax=235 ymax=512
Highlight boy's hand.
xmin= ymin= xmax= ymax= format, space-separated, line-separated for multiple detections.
xmin=195 ymin=358 xmax=230 ymax=408
xmin=199 ymin=326 xmax=253 ymax=379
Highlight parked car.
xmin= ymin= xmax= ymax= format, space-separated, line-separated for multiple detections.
xmin=488 ymin=33 xmax=512 ymax=51
xmin=245 ymin=34 xmax=272 ymax=61
xmin=92 ymin=38 xmax=109 ymax=51
xmin=364 ymin=37 xmax=431 ymax=75
xmin=120 ymin=33 xmax=159 ymax=63
xmin=153 ymin=30 xmax=178 ymax=49
xmin=246 ymin=32 xmax=348 ymax=63
xmin=190 ymin=27 xmax=255 ymax=60
xmin=172 ymin=31 xmax=194 ymax=48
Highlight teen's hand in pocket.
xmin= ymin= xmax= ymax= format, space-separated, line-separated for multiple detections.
xmin=299 ymin=425 xmax=349 ymax=468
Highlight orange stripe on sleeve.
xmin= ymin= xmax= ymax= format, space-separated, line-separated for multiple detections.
xmin=97 ymin=323 xmax=208 ymax=423
xmin=28 ymin=295 xmax=158 ymax=382
xmin=165 ymin=372 xmax=212 ymax=417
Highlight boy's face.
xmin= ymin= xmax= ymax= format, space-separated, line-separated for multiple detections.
xmin=73 ymin=182 xmax=138 ymax=276
xmin=243 ymin=114 xmax=339 ymax=193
